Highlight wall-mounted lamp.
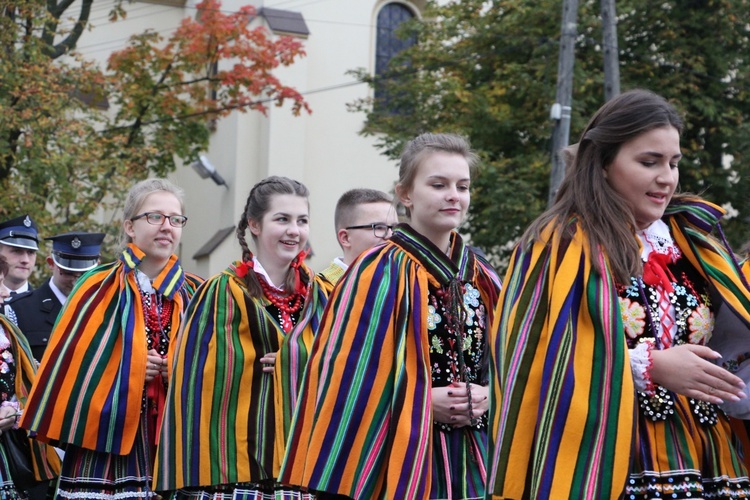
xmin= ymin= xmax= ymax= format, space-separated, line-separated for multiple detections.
xmin=191 ymin=154 xmax=228 ymax=188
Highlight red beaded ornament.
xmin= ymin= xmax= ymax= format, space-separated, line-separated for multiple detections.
xmin=257 ymin=276 xmax=306 ymax=332
xmin=258 ymin=276 xmax=304 ymax=313
xmin=144 ymin=294 xmax=173 ymax=335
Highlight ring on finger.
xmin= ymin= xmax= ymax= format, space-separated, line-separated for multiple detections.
xmin=708 ymin=386 xmax=716 ymax=395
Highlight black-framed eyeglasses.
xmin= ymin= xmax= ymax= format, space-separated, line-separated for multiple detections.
xmin=131 ymin=212 xmax=188 ymax=228
xmin=345 ymin=223 xmax=394 ymax=238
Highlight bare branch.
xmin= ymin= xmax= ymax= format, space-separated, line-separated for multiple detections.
xmin=42 ymin=0 xmax=93 ymax=59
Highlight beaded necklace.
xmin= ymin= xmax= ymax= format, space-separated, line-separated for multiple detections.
xmin=134 ymin=268 xmax=173 ymax=434
xmin=257 ymin=275 xmax=306 ymax=332
xmin=442 ymin=278 xmax=478 ymax=426
xmin=135 ymin=270 xmax=172 ymax=355
xmin=142 ymin=292 xmax=173 ymax=354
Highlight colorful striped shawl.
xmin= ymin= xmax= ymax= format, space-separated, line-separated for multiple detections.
xmin=0 ymin=314 xmax=61 ymax=480
xmin=20 ymin=244 xmax=201 ymax=455
xmin=487 ymin=197 xmax=750 ymax=499
xmin=279 ymin=224 xmax=501 ymax=500
xmin=666 ymin=200 xmax=750 ymax=323
xmin=153 ymin=261 xmax=326 ymax=490
xmin=274 ymin=273 xmax=329 ymax=476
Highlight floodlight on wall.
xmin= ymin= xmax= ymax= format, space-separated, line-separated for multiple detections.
xmin=191 ymin=154 xmax=228 ymax=188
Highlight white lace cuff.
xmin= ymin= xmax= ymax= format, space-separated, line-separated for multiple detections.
xmin=630 ymin=339 xmax=655 ymax=394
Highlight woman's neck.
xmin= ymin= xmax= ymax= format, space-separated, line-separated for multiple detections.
xmin=138 ymin=256 xmax=169 ymax=280
xmin=255 ymin=258 xmax=289 ymax=289
xmin=409 ymin=222 xmax=453 ymax=255
xmin=424 ymin=232 xmax=452 ymax=256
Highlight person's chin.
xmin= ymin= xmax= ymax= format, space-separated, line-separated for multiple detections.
xmin=439 ymin=216 xmax=462 ymax=232
xmin=648 ymin=209 xmax=667 ymax=224
xmin=151 ymin=245 xmax=175 ymax=259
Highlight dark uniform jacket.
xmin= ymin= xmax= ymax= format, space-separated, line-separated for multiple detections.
xmin=8 ymin=279 xmax=61 ymax=362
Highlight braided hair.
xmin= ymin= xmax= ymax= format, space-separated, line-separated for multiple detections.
xmin=236 ymin=176 xmax=310 ymax=298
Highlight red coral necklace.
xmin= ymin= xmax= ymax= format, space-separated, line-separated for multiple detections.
xmin=135 ymin=271 xmax=173 ymax=352
xmin=258 ymin=276 xmax=305 ymax=332
xmin=144 ymin=293 xmax=173 ymax=340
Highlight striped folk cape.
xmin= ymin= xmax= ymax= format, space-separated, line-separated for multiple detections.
xmin=487 ymin=197 xmax=750 ymax=499
xmin=20 ymin=244 xmax=202 ymax=455
xmin=153 ymin=261 xmax=328 ymax=490
xmin=0 ymin=314 xmax=61 ymax=481
xmin=274 ymin=273 xmax=329 ymax=476
xmin=279 ymin=225 xmax=501 ymax=500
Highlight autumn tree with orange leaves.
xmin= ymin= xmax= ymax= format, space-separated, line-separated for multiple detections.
xmin=0 ymin=0 xmax=308 ymax=252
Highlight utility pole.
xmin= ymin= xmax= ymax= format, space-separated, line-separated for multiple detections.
xmin=601 ymin=0 xmax=620 ymax=100
xmin=548 ymin=0 xmax=579 ymax=207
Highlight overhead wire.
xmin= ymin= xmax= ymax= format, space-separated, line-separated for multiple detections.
xmin=263 ymin=0 xmax=334 ymax=9
xmin=19 ymin=1 xmax=750 ymax=131
xmin=70 ymin=2 xmax=379 ymax=54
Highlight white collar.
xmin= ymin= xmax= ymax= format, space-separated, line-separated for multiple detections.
xmin=252 ymin=257 xmax=284 ymax=290
xmin=135 ymin=269 xmax=155 ymax=294
xmin=48 ymin=278 xmax=67 ymax=305
xmin=637 ymin=219 xmax=678 ymax=260
xmin=9 ymin=282 xmax=29 ymax=294
xmin=333 ymin=256 xmax=348 ymax=272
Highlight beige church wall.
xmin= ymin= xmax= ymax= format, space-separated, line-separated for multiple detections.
xmin=57 ymin=0 xmax=414 ymax=276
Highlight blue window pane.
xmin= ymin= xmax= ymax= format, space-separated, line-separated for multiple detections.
xmin=375 ymin=3 xmax=416 ymax=100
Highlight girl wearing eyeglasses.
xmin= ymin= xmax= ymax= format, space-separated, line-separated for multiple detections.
xmin=154 ymin=176 xmax=328 ymax=499
xmin=279 ymin=133 xmax=502 ymax=499
xmin=21 ymin=178 xmax=203 ymax=499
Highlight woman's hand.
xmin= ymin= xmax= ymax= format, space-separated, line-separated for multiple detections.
xmin=260 ymin=351 xmax=277 ymax=373
xmin=431 ymin=382 xmax=489 ymax=427
xmin=650 ymin=344 xmax=746 ymax=404
xmin=146 ymin=349 xmax=167 ymax=382
xmin=0 ymin=406 xmax=18 ymax=433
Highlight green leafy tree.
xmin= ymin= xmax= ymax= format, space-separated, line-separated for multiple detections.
xmin=352 ymin=0 xmax=750 ymax=269
xmin=0 ymin=0 xmax=309 ymax=266
xmin=613 ymin=0 xmax=750 ymax=248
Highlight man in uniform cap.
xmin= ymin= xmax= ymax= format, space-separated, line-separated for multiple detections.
xmin=7 ymin=231 xmax=105 ymax=361
xmin=0 ymin=214 xmax=39 ymax=295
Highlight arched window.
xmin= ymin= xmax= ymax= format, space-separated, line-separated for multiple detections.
xmin=375 ymin=3 xmax=416 ymax=102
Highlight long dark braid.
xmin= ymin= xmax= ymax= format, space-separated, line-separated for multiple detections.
xmin=236 ymin=188 xmax=263 ymax=298
xmin=236 ymin=176 xmax=311 ymax=299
